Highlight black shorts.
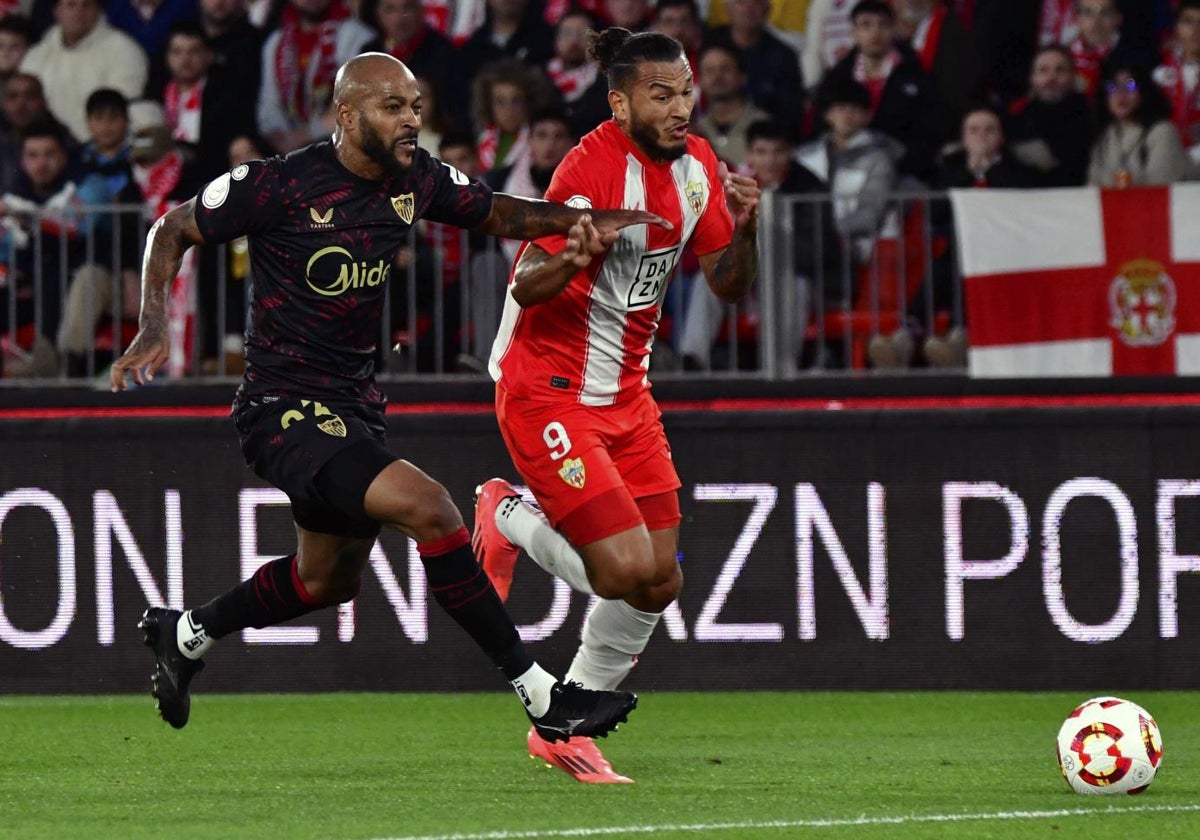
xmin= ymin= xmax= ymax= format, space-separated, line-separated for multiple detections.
xmin=233 ymin=396 xmax=397 ymax=538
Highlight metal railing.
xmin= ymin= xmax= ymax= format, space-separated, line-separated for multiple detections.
xmin=0 ymin=191 xmax=966 ymax=386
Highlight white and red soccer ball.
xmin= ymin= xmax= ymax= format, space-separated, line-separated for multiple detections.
xmin=1056 ymin=696 xmax=1163 ymax=795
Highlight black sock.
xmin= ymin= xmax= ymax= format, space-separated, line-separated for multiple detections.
xmin=419 ymin=528 xmax=533 ymax=680
xmin=190 ymin=554 xmax=322 ymax=639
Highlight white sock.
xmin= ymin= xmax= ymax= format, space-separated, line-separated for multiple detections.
xmin=509 ymin=662 xmax=557 ymax=718
xmin=565 ymin=599 xmax=662 ymax=690
xmin=496 ymin=497 xmax=595 ymax=595
xmin=176 ymin=609 xmax=213 ymax=660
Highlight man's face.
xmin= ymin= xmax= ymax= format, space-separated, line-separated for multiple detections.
xmin=1076 ymin=0 xmax=1121 ymax=47
xmin=825 ymin=102 xmax=869 ymax=139
xmin=554 ymin=13 xmax=590 ymax=67
xmin=439 ymin=143 xmax=479 ymax=178
xmin=439 ymin=143 xmax=478 ymax=178
xmin=354 ymin=66 xmax=422 ymax=176
xmin=892 ymin=0 xmax=932 ymax=23
xmin=653 ymin=5 xmax=700 ymax=48
xmin=55 ymin=0 xmax=101 ymax=43
xmin=489 ymin=81 xmax=527 ymax=134
xmin=228 ymin=134 xmax=265 ymax=166
xmin=617 ymin=56 xmax=695 ymax=162
xmin=725 ymin=0 xmax=769 ymax=31
xmin=606 ymin=0 xmax=648 ymax=29
xmin=528 ymin=118 xmax=572 ymax=169
xmin=745 ymin=137 xmax=790 ymax=188
xmin=167 ymin=34 xmax=213 ymax=85
xmin=200 ymin=0 xmax=243 ymax=26
xmin=291 ymin=0 xmax=333 ymax=23
xmin=86 ymin=108 xmax=128 ymax=153
xmin=698 ymin=48 xmax=742 ymax=101
xmin=488 ymin=0 xmax=527 ymax=22
xmin=1177 ymin=8 xmax=1200 ymax=55
xmin=0 ymin=32 xmax=28 ymax=75
xmin=1031 ymin=50 xmax=1075 ymax=102
xmin=2 ymin=77 xmax=46 ymax=130
xmin=21 ymin=136 xmax=66 ymax=191
xmin=962 ymin=111 xmax=1002 ymax=159
xmin=853 ymin=12 xmax=894 ymax=59
xmin=375 ymin=0 xmax=424 ymax=41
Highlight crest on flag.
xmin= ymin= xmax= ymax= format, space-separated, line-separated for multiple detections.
xmin=1109 ymin=259 xmax=1176 ymax=347
xmin=391 ymin=193 xmax=415 ymax=224
xmin=685 ymin=180 xmax=704 ymax=215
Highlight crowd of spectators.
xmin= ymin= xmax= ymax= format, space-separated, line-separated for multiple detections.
xmin=0 ymin=0 xmax=1196 ymax=377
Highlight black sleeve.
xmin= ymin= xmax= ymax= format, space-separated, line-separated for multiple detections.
xmin=193 ymin=158 xmax=284 ymax=244
xmin=420 ymin=152 xmax=494 ymax=229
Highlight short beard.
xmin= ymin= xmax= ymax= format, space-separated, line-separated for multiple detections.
xmin=628 ymin=112 xmax=686 ymax=163
xmin=359 ymin=113 xmax=408 ymax=177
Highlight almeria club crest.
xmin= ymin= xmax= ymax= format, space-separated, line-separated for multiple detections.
xmin=1109 ymin=258 xmax=1176 ymax=347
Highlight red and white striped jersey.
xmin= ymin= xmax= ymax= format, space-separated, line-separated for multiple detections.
xmin=488 ymin=120 xmax=734 ymax=406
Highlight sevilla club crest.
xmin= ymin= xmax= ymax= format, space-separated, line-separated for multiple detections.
xmin=391 ymin=193 xmax=415 ymax=224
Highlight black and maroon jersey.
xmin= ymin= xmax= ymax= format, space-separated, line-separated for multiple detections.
xmin=194 ymin=140 xmax=493 ymax=402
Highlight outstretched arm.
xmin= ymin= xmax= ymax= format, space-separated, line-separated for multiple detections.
xmin=699 ymin=163 xmax=761 ymax=304
xmin=510 ymin=214 xmax=611 ymax=307
xmin=109 ymin=199 xmax=206 ymax=391
xmin=476 ymin=193 xmax=669 ymax=241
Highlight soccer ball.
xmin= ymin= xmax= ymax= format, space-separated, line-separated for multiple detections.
xmin=1056 ymin=696 xmax=1163 ymax=795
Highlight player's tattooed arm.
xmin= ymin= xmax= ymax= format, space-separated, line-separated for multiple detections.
xmin=477 ymin=194 xmax=670 ymax=240
xmin=699 ymin=222 xmax=758 ymax=303
xmin=509 ymin=213 xmax=612 ymax=306
xmin=699 ymin=165 xmax=761 ymax=303
xmin=110 ymin=200 xmax=207 ymax=391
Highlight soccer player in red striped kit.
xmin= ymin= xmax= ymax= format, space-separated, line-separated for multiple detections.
xmin=473 ymin=27 xmax=761 ymax=782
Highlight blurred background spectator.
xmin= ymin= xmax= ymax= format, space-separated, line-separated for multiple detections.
xmin=0 ymin=73 xmax=66 ymax=194
xmin=0 ymin=14 xmax=31 ymax=95
xmin=546 ymin=7 xmax=608 ymax=136
xmin=679 ymin=119 xmax=837 ymax=372
xmin=361 ymin=0 xmax=467 ymax=130
xmin=413 ymin=73 xmax=458 ymax=153
xmin=705 ymin=0 xmax=805 ymax=137
xmin=1153 ymin=0 xmax=1200 ymax=171
xmin=20 ymin=0 xmax=148 ymax=143
xmin=821 ymin=0 xmax=941 ymax=181
xmin=892 ymin=0 xmax=979 ymax=140
xmin=936 ymin=105 xmax=1037 ymax=188
xmin=470 ymin=56 xmax=553 ymax=170
xmin=0 ymin=120 xmax=79 ymax=378
xmin=198 ymin=0 xmax=263 ymax=110
xmin=458 ymin=106 xmax=574 ymax=372
xmin=1005 ymin=43 xmax=1095 ymax=186
xmin=1088 ymin=60 xmax=1188 ymax=187
xmin=693 ymin=43 xmax=769 ymax=168
xmin=650 ymin=0 xmax=703 ymax=72
xmin=160 ymin=21 xmax=255 ymax=182
xmin=106 ymin=0 xmax=200 ymax=92
xmin=256 ymin=0 xmax=374 ymax=154
xmin=459 ymin=0 xmax=553 ymax=86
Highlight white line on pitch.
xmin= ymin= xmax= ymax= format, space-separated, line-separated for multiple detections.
xmin=365 ymin=803 xmax=1200 ymax=840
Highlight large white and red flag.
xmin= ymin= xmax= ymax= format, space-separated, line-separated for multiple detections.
xmin=951 ymin=185 xmax=1200 ymax=377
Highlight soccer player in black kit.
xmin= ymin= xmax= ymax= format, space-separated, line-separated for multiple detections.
xmin=110 ymin=53 xmax=666 ymax=740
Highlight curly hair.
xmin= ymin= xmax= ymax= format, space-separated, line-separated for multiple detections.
xmin=470 ymin=58 xmax=557 ymax=134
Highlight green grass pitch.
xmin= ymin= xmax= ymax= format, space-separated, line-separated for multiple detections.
xmin=1 ymin=691 xmax=1197 ymax=840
